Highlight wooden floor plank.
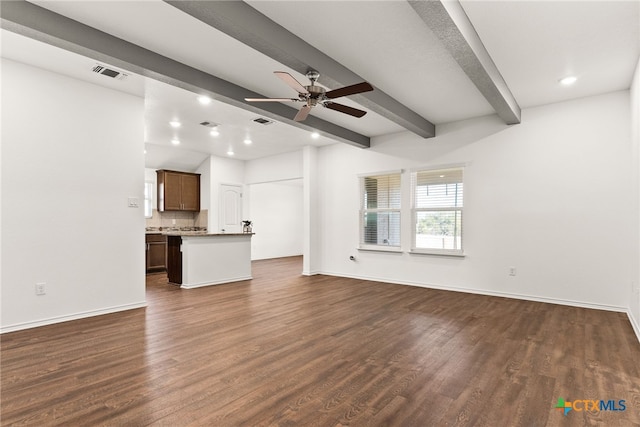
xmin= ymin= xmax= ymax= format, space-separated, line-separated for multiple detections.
xmin=2 ymin=256 xmax=639 ymax=426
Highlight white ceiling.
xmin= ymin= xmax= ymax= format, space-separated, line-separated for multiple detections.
xmin=246 ymin=0 xmax=497 ymax=123
xmin=3 ymin=0 xmax=639 ymax=170
xmin=1 ymin=30 xmax=337 ymax=170
xmin=461 ymin=0 xmax=640 ymax=108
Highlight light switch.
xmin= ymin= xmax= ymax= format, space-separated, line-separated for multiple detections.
xmin=128 ymin=197 xmax=139 ymax=208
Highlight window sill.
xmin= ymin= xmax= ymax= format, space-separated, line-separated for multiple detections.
xmin=409 ymin=249 xmax=466 ymax=258
xmin=358 ymin=246 xmax=402 ymax=253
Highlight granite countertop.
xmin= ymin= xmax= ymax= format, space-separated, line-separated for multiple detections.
xmin=165 ymin=232 xmax=254 ymax=237
xmin=146 ymin=228 xmax=253 ymax=237
xmin=145 ymin=227 xmax=206 ymax=235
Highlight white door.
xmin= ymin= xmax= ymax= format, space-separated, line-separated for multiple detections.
xmin=220 ymin=184 xmax=243 ymax=233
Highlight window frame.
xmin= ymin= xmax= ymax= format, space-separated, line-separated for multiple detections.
xmin=144 ymin=181 xmax=154 ymax=219
xmin=358 ymin=170 xmax=403 ymax=252
xmin=410 ymin=166 xmax=465 ymax=257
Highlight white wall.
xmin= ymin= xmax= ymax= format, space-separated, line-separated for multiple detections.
xmin=244 ymin=151 xmax=305 ymax=260
xmin=630 ymin=56 xmax=640 ymax=339
xmin=244 ymin=150 xmax=303 ymax=184
xmin=249 ymin=180 xmax=303 ymax=260
xmin=199 ymin=155 xmax=245 ymax=232
xmin=1 ymin=59 xmax=146 ymax=332
xmin=195 ymin=158 xmax=211 ymax=215
xmin=303 ymin=145 xmax=321 ymax=275
xmin=315 ymin=91 xmax=633 ymax=311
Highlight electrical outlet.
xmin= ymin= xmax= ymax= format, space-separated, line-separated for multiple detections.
xmin=508 ymin=267 xmax=517 ymax=276
xmin=35 ymin=282 xmax=46 ymax=296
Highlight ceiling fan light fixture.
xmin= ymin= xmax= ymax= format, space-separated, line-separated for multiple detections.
xmin=245 ymin=71 xmax=373 ymax=122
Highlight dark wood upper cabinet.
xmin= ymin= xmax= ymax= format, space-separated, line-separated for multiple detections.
xmin=157 ymin=170 xmax=200 ymax=212
xmin=180 ymin=173 xmax=200 ymax=211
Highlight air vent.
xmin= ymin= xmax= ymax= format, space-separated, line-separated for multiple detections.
xmin=92 ymin=64 xmax=127 ymax=80
xmin=200 ymin=121 xmax=219 ymax=128
xmin=253 ymin=117 xmax=274 ymax=125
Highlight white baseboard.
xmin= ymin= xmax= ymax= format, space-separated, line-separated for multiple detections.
xmin=319 ymin=270 xmax=628 ymax=313
xmin=180 ymin=276 xmax=252 ymax=289
xmin=628 ymin=309 xmax=640 ymax=344
xmin=0 ymin=301 xmax=147 ymax=334
xmin=302 ymin=270 xmax=321 ymax=276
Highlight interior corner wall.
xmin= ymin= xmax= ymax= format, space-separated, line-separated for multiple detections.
xmin=195 ymin=158 xmax=211 ymax=218
xmin=303 ymin=145 xmax=321 ymax=275
xmin=249 ymin=181 xmax=303 ymax=260
xmin=630 ymin=55 xmax=640 ymax=339
xmin=1 ymin=59 xmax=146 ymax=332
xmin=317 ymin=91 xmax=633 ymax=311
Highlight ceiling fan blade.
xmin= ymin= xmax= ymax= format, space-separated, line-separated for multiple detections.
xmin=245 ymin=97 xmax=299 ymax=102
xmin=294 ymin=105 xmax=312 ymax=122
xmin=274 ymin=71 xmax=309 ymax=94
xmin=324 ymin=102 xmax=367 ymax=118
xmin=325 ymin=82 xmax=373 ymax=99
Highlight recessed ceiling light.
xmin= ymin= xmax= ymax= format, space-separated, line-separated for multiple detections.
xmin=439 ymin=175 xmax=445 ymax=178
xmin=198 ymin=96 xmax=212 ymax=105
xmin=227 ymin=149 xmax=234 ymax=156
xmin=169 ymin=121 xmax=181 ymax=128
xmin=559 ymin=76 xmax=577 ymax=86
xmin=210 ymin=129 xmax=220 ymax=137
xmin=144 ymin=149 xmax=147 ymax=154
xmin=171 ymin=139 xmax=180 ymax=145
xmin=244 ymin=138 xmax=252 ymax=145
xmin=311 ymin=132 xmax=320 ymax=139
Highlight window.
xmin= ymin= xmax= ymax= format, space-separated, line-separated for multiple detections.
xmin=411 ymin=167 xmax=464 ymax=255
xmin=144 ymin=181 xmax=153 ymax=218
xmin=360 ymin=172 xmax=401 ymax=250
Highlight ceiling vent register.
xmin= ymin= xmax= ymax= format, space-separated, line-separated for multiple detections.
xmin=253 ymin=117 xmax=274 ymax=125
xmin=92 ymin=64 xmax=127 ymax=80
xmin=200 ymin=121 xmax=219 ymax=128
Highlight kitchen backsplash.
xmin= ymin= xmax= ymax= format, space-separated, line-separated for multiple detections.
xmin=146 ymin=209 xmax=208 ymax=230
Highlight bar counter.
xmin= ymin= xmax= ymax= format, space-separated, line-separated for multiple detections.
xmin=166 ymin=233 xmax=253 ymax=289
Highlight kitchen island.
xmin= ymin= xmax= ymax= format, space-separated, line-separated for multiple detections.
xmin=166 ymin=233 xmax=253 ymax=289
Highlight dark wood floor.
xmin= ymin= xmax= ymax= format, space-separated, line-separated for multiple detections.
xmin=2 ymin=256 xmax=639 ymax=426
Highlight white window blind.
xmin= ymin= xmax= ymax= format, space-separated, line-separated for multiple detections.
xmin=412 ymin=167 xmax=464 ymax=254
xmin=360 ymin=173 xmax=401 ymax=248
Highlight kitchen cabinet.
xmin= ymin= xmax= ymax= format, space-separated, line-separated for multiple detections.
xmin=156 ymin=170 xmax=200 ymax=212
xmin=166 ymin=235 xmax=182 ymax=284
xmin=146 ymin=234 xmax=167 ymax=273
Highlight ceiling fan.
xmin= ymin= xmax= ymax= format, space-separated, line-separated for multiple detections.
xmin=245 ymin=70 xmax=373 ymax=122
